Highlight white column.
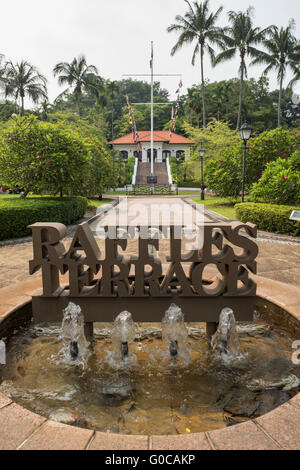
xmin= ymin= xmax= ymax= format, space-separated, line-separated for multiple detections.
xmin=150 ymin=41 xmax=154 ymax=176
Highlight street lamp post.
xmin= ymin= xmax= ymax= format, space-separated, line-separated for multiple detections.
xmin=199 ymin=147 xmax=205 ymax=201
xmin=239 ymin=123 xmax=252 ymax=203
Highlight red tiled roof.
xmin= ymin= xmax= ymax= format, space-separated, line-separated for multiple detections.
xmin=110 ymin=131 xmax=192 ymax=145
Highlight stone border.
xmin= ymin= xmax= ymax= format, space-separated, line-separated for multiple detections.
xmin=1 ymin=275 xmax=300 ymax=450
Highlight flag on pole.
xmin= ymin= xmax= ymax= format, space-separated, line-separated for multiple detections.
xmin=150 ymin=43 xmax=153 ymax=69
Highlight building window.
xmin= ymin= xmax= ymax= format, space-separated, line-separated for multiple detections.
xmin=147 ymin=149 xmax=157 ymax=162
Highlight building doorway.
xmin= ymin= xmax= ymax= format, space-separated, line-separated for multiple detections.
xmin=147 ymin=149 xmax=157 ymax=163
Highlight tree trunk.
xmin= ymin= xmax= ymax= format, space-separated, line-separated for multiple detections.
xmin=278 ymin=69 xmax=283 ymax=128
xmin=236 ymin=57 xmax=245 ymax=130
xmin=60 ymin=187 xmax=63 ymax=199
xmin=76 ymin=92 xmax=81 ymax=116
xmin=21 ymin=95 xmax=24 ymax=117
xmin=200 ymin=45 xmax=206 ymax=128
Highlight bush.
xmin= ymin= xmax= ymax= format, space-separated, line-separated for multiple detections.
xmin=205 ymin=128 xmax=299 ymax=199
xmin=247 ymin=128 xmax=298 ymax=184
xmin=0 ymin=115 xmax=113 ymax=197
xmin=205 ymin=145 xmax=242 ymax=198
xmin=235 ymin=202 xmax=300 ymax=236
xmin=0 ymin=196 xmax=88 ymax=240
xmin=250 ymin=152 xmax=300 ymax=205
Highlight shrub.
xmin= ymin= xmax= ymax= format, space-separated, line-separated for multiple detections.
xmin=205 ymin=128 xmax=298 ymax=199
xmin=125 ymin=156 xmax=136 ymax=185
xmin=235 ymin=202 xmax=300 ymax=236
xmin=246 ymin=128 xmax=298 ymax=184
xmin=205 ymin=145 xmax=242 ymax=198
xmin=0 ymin=115 xmax=113 ymax=197
xmin=0 ymin=196 xmax=88 ymax=240
xmin=250 ymin=151 xmax=300 ymax=205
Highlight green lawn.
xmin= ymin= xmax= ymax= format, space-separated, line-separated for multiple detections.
xmin=192 ymin=196 xmax=240 ymax=220
xmin=87 ymin=198 xmax=112 ymax=212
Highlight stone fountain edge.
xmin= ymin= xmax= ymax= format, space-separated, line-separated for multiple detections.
xmin=0 ymin=276 xmax=300 ymax=450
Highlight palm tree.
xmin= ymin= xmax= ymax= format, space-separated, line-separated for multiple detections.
xmin=4 ymin=60 xmax=47 ymax=116
xmin=251 ymin=20 xmax=300 ymax=127
xmin=167 ymin=0 xmax=223 ymax=127
xmin=0 ymin=54 xmax=5 ymax=98
xmin=214 ymin=7 xmax=270 ymax=129
xmin=53 ymin=55 xmax=98 ymax=115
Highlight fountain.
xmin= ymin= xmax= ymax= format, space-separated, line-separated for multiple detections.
xmin=60 ymin=302 xmax=90 ymax=364
xmin=211 ymin=308 xmax=241 ymax=362
xmin=1 ymin=220 xmax=300 ymax=445
xmin=111 ymin=311 xmax=136 ymax=360
xmin=162 ymin=304 xmax=189 ymax=360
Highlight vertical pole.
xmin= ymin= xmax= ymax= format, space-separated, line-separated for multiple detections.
xmin=242 ymin=140 xmax=246 ymax=203
xmin=201 ymin=155 xmax=205 ymax=201
xmin=151 ymin=41 xmax=154 ymax=177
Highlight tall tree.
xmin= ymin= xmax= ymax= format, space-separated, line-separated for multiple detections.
xmin=214 ymin=7 xmax=269 ymax=130
xmin=251 ymin=20 xmax=300 ymax=127
xmin=53 ymin=55 xmax=98 ymax=115
xmin=167 ymin=0 xmax=223 ymax=127
xmin=4 ymin=60 xmax=47 ymax=116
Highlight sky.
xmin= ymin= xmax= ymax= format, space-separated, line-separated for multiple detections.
xmin=1 ymin=0 xmax=300 ymax=107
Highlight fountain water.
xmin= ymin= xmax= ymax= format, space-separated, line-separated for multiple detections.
xmin=162 ymin=304 xmax=189 ymax=361
xmin=111 ymin=311 xmax=136 ymax=360
xmin=211 ymin=308 xmax=241 ymax=362
xmin=60 ymin=302 xmax=90 ymax=364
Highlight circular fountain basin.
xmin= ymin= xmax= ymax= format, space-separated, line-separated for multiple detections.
xmin=1 ymin=276 xmax=300 ymax=450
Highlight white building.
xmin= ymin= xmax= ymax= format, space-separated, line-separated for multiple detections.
xmin=110 ymin=131 xmax=192 ymax=163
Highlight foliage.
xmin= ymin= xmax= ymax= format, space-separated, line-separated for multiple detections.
xmin=3 ymin=60 xmax=47 ymax=115
xmin=250 ymin=152 xmax=300 ymax=205
xmin=246 ymin=127 xmax=298 ymax=183
xmin=184 ymin=118 xmax=240 ymax=159
xmin=204 ymin=127 xmax=299 ymax=198
xmin=0 ymin=196 xmax=87 ymax=240
xmin=235 ymin=202 xmax=300 ymax=236
xmin=128 ymin=186 xmax=175 ymax=195
xmin=0 ymin=115 xmax=113 ymax=197
xmin=53 ymin=55 xmax=98 ymax=115
xmin=125 ymin=156 xmax=136 ymax=185
xmin=167 ymin=0 xmax=224 ymax=127
xmin=214 ymin=7 xmax=270 ymax=129
xmin=251 ymin=20 xmax=300 ymax=127
xmin=205 ymin=145 xmax=242 ymax=198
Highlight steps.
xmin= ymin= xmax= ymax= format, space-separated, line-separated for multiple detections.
xmin=135 ymin=162 xmax=169 ymax=186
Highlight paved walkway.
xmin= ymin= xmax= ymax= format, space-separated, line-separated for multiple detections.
xmin=0 ymin=196 xmax=300 ymax=289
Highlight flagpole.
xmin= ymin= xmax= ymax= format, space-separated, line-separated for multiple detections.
xmin=150 ymin=41 xmax=154 ymax=177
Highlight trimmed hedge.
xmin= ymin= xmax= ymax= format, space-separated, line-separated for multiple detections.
xmin=0 ymin=196 xmax=88 ymax=240
xmin=235 ymin=203 xmax=300 ymax=236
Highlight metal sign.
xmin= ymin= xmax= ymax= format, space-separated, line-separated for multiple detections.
xmin=28 ymin=221 xmax=258 ymax=328
xmin=290 ymin=211 xmax=300 ymax=222
xmin=147 ymin=176 xmax=158 ymax=184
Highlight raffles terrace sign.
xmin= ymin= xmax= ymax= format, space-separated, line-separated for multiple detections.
xmin=29 ymin=221 xmax=258 ymax=324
